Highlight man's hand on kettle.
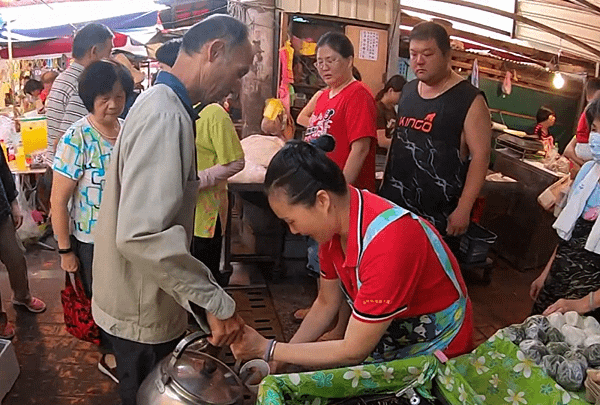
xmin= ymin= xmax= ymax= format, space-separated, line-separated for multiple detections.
xmin=206 ymin=312 xmax=245 ymax=347
xmin=230 ymin=325 xmax=268 ymax=361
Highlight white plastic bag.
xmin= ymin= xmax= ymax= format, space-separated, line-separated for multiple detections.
xmin=0 ymin=115 xmax=17 ymax=144
xmin=229 ymin=135 xmax=285 ymax=184
xmin=14 ymin=179 xmax=42 ymax=241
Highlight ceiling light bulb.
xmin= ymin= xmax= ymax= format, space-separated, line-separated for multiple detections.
xmin=553 ymin=72 xmax=565 ymax=89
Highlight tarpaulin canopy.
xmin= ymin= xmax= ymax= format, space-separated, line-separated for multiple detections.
xmin=0 ymin=0 xmax=166 ymax=59
xmin=0 ymin=32 xmax=130 ymax=59
xmin=0 ymin=0 xmax=166 ymax=43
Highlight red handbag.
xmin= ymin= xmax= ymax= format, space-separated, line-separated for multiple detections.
xmin=60 ymin=273 xmax=101 ymax=346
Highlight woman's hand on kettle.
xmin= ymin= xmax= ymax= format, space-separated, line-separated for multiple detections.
xmin=230 ymin=325 xmax=269 ymax=361
xmin=206 ymin=312 xmax=245 ymax=347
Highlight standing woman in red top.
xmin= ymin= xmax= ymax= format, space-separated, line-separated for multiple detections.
xmin=231 ymin=140 xmax=473 ymax=369
xmin=303 ymin=32 xmax=377 ymax=192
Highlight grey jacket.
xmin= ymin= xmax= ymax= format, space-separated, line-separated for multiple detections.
xmin=92 ymin=84 xmax=236 ymax=344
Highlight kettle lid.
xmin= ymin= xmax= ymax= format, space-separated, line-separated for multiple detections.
xmin=167 ymin=348 xmax=245 ymax=404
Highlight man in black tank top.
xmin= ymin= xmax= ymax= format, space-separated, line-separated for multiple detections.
xmin=379 ymin=22 xmax=491 ymax=239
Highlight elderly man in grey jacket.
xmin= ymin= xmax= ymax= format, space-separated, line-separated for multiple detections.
xmin=91 ymin=15 xmax=253 ymax=405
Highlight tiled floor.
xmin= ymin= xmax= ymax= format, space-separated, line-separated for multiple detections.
xmin=0 ymin=245 xmax=121 ymax=405
xmin=0 ymin=239 xmax=541 ymax=404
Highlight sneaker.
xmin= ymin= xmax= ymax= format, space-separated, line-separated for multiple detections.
xmin=12 ymin=297 xmax=46 ymax=313
xmin=98 ymin=354 xmax=119 ymax=384
xmin=0 ymin=322 xmax=15 ymax=339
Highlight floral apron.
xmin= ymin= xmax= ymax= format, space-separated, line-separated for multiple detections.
xmin=349 ymin=189 xmax=467 ymax=362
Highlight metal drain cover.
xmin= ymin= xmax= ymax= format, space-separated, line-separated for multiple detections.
xmin=218 ymin=287 xmax=284 ymax=366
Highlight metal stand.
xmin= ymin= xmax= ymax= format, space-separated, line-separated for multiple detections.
xmin=460 ymin=257 xmax=494 ymax=285
xmin=223 ymin=183 xmax=286 ymax=279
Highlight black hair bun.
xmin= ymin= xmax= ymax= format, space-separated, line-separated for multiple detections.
xmin=309 ymin=134 xmax=335 ymax=153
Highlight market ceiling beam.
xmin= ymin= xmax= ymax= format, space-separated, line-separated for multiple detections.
xmin=400 ymin=13 xmax=595 ymax=72
xmin=398 ymin=4 xmax=512 ymax=37
xmin=568 ymin=0 xmax=600 ymax=16
xmin=425 ymin=0 xmax=600 ymax=58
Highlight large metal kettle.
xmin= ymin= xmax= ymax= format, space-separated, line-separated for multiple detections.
xmin=137 ymin=332 xmax=246 ymax=405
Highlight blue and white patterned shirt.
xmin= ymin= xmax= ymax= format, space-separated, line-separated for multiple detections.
xmin=53 ymin=116 xmax=120 ymax=243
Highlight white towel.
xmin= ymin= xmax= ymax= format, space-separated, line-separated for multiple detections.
xmin=553 ymin=163 xmax=600 ymax=254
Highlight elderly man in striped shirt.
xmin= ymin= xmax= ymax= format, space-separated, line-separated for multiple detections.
xmin=41 ymin=23 xmax=113 ymax=205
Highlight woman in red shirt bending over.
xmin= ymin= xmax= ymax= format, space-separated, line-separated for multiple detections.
xmin=231 ymin=139 xmax=473 ymax=370
xmin=299 ymin=32 xmax=378 ymax=336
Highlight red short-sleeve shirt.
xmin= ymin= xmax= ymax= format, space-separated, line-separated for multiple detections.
xmin=576 ymin=112 xmax=590 ymax=144
xmin=319 ymin=187 xmax=473 ymax=358
xmin=305 ymin=81 xmax=377 ymax=191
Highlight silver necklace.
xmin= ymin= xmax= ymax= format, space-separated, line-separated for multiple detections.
xmin=88 ymin=116 xmax=119 ymax=141
xmin=419 ymin=73 xmax=451 ymax=99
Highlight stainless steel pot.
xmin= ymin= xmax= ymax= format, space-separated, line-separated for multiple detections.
xmin=137 ymin=332 xmax=246 ymax=405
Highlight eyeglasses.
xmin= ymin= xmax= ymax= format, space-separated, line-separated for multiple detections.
xmin=313 ymin=58 xmax=340 ymax=69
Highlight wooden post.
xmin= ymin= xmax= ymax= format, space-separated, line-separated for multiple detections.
xmin=386 ymin=5 xmax=401 ymax=81
xmin=239 ymin=0 xmax=276 ymax=138
xmin=7 ymin=20 xmax=14 ymax=103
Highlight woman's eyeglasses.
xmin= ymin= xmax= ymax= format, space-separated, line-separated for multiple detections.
xmin=314 ymin=58 xmax=340 ymax=69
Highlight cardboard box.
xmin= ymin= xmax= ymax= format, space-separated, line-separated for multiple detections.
xmin=0 ymin=339 xmax=19 ymax=400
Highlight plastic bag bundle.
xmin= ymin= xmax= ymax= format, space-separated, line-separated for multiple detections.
xmin=548 ymin=312 xmax=566 ymax=330
xmin=564 ymin=350 xmax=588 ymax=374
xmin=504 ymin=325 xmax=525 ymax=345
xmin=585 ymin=329 xmax=600 ymax=343
xmin=229 ymin=135 xmax=285 ymax=183
xmin=524 ymin=323 xmax=547 ymax=342
xmin=519 ymin=339 xmax=549 ymax=364
xmin=565 ymin=311 xmax=584 ymax=329
xmin=544 ymin=327 xmax=565 ymax=343
xmin=556 ymin=359 xmax=586 ymax=391
xmin=525 ymin=315 xmax=551 ymax=332
xmin=585 ymin=335 xmax=600 ymax=347
xmin=561 ymin=324 xmax=586 ymax=347
xmin=542 ymin=354 xmax=566 ymax=379
xmin=547 ymin=342 xmax=570 ymax=356
xmin=584 ymin=317 xmax=600 ymax=332
xmin=584 ymin=344 xmax=600 ymax=367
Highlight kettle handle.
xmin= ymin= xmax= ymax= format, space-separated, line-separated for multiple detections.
xmin=168 ymin=331 xmax=209 ymax=367
xmin=158 ymin=332 xmax=210 ymax=391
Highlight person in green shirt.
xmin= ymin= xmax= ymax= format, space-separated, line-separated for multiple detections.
xmin=193 ymin=103 xmax=245 ymax=286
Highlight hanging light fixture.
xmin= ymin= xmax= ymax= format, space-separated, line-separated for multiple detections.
xmin=553 ymin=72 xmax=565 ymax=89
xmin=552 ymin=48 xmax=565 ymax=89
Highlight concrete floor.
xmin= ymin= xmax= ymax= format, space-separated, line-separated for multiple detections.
xmin=0 ymin=238 xmax=540 ymax=404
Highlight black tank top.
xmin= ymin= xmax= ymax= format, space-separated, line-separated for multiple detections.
xmin=379 ymin=79 xmax=483 ymax=233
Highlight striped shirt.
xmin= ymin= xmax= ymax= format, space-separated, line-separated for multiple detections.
xmin=44 ymin=62 xmax=88 ymax=167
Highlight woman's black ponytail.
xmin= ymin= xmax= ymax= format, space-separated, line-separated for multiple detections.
xmin=375 ymin=75 xmax=407 ymax=101
xmin=265 ymin=136 xmax=347 ymax=206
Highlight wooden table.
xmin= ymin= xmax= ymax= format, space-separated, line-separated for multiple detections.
xmin=479 ymin=148 xmax=560 ymax=270
xmin=10 ymin=166 xmax=46 ymax=188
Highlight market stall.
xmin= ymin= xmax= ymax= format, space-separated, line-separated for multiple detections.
xmin=479 ymin=145 xmax=564 ymax=271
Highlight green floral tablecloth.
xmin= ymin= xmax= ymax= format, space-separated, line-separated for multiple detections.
xmin=257 ymin=328 xmax=590 ymax=405
xmin=437 ymin=329 xmax=588 ymax=405
xmin=257 ymin=355 xmax=478 ymax=405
